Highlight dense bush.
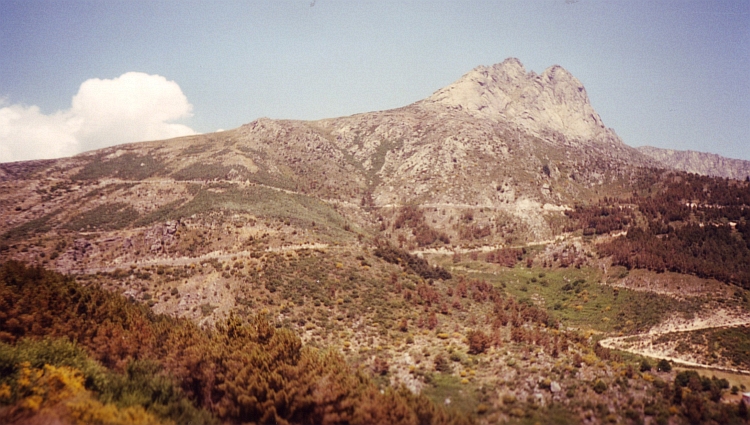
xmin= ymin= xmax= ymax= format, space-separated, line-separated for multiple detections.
xmin=485 ymin=248 xmax=524 ymax=268
xmin=564 ymin=203 xmax=635 ymax=235
xmin=657 ymin=359 xmax=672 ymax=372
xmin=599 ymin=224 xmax=750 ymax=287
xmin=373 ymin=241 xmax=451 ymax=280
xmin=393 ymin=206 xmax=450 ymax=246
xmin=466 ymin=330 xmax=490 ymax=355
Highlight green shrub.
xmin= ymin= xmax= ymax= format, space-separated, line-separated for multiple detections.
xmin=592 ymin=380 xmax=607 ymax=394
xmin=656 ymin=358 xmax=671 ymax=372
xmin=373 ymin=241 xmax=451 ymax=280
xmin=639 ymin=359 xmax=652 ymax=372
xmin=434 ymin=353 xmax=451 ymax=372
xmin=1 ymin=210 xmax=58 ymax=242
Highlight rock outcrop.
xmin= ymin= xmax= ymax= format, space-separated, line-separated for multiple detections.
xmin=421 ymin=58 xmax=617 ymax=145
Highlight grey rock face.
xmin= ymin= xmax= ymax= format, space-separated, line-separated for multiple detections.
xmin=637 ymin=146 xmax=750 ymax=180
xmin=421 ymin=58 xmax=616 ymax=145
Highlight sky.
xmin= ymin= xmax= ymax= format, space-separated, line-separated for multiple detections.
xmin=0 ymin=0 xmax=748 ymax=163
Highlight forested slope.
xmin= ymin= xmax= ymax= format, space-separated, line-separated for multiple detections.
xmin=0 ymin=261 xmax=470 ymax=425
xmin=566 ymin=173 xmax=750 ymax=287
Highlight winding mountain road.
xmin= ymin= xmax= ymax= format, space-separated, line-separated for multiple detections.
xmin=599 ymin=310 xmax=750 ymax=374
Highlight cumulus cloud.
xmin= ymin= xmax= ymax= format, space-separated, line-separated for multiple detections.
xmin=0 ymin=72 xmax=197 ymax=163
xmin=0 ymin=103 xmax=80 ymax=162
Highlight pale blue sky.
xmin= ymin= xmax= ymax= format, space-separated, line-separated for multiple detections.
xmin=1 ymin=0 xmax=748 ymax=161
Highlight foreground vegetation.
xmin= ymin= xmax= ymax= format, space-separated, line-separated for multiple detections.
xmin=0 ymin=261 xmax=470 ymax=425
xmin=2 ymin=260 xmax=750 ymax=424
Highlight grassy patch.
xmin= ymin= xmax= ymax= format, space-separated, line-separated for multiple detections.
xmin=0 ymin=159 xmax=55 ymax=180
xmin=171 ymin=163 xmax=250 ymax=181
xmin=421 ymin=373 xmax=479 ymax=417
xmin=1 ymin=209 xmax=60 ymax=242
xmin=167 ymin=184 xmax=351 ymax=235
xmin=73 ymin=153 xmax=166 ymax=181
xmin=200 ymin=303 xmax=217 ymax=317
xmin=63 ymin=203 xmax=140 ymax=232
xmin=456 ymin=265 xmax=705 ymax=334
xmin=505 ymin=406 xmax=581 ymax=425
xmin=365 ymin=137 xmax=404 ymax=188
xmin=133 ymin=199 xmax=186 ymax=228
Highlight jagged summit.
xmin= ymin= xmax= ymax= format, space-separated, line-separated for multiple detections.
xmin=421 ymin=58 xmax=612 ymax=144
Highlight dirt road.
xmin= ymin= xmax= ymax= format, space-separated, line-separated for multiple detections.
xmin=599 ymin=309 xmax=750 ymax=374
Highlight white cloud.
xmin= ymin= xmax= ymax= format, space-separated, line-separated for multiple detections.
xmin=0 ymin=104 xmax=79 ymax=162
xmin=0 ymin=72 xmax=197 ymax=163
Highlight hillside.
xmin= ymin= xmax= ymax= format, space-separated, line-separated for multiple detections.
xmin=0 ymin=59 xmax=658 ymax=259
xmin=2 ymin=59 xmax=750 ymax=425
xmin=638 ymin=146 xmax=750 ymax=180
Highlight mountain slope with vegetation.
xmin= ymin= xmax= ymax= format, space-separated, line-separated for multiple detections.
xmin=638 ymin=146 xmax=750 ymax=180
xmin=2 ymin=59 xmax=750 ymax=424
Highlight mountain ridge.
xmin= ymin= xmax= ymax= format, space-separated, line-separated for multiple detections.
xmin=638 ymin=145 xmax=750 ymax=180
xmin=0 ymin=58 xmax=660 ymax=252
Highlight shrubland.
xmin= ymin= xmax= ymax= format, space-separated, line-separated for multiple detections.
xmin=3 ymin=254 xmax=749 ymax=424
xmin=0 ymin=261 xmax=471 ymax=425
xmin=3 ymin=156 xmax=750 ymax=425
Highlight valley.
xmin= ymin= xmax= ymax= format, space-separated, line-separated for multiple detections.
xmin=2 ymin=59 xmax=750 ymax=424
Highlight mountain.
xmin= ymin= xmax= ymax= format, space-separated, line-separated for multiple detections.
xmin=2 ymin=59 xmax=750 ymax=425
xmin=0 ymin=58 xmax=658 ymax=255
xmin=638 ymin=145 xmax=750 ymax=180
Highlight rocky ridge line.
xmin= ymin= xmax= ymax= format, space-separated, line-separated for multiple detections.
xmin=637 ymin=146 xmax=750 ymax=180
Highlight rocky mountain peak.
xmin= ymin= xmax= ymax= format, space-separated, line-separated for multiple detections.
xmin=421 ymin=58 xmax=613 ymax=145
xmin=487 ymin=57 xmax=528 ymax=82
xmin=540 ymin=65 xmax=588 ymax=104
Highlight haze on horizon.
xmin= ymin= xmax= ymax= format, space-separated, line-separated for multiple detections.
xmin=0 ymin=0 xmax=748 ymax=163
